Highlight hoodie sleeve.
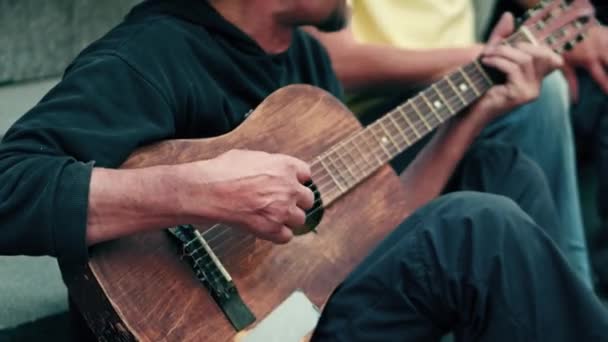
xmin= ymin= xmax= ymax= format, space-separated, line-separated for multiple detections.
xmin=0 ymin=53 xmax=175 ymax=272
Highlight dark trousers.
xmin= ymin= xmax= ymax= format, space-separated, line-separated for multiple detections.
xmin=572 ymin=70 xmax=608 ymax=222
xmin=312 ymin=191 xmax=608 ymax=341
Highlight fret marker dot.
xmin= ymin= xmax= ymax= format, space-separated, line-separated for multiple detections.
xmin=381 ymin=137 xmax=389 ymax=145
xmin=459 ymin=83 xmax=468 ymax=92
xmin=433 ymin=100 xmax=443 ymax=109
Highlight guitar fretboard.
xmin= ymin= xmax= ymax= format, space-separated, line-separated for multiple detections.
xmin=312 ymin=30 xmax=531 ymax=204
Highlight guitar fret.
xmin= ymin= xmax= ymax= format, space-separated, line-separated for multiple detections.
xmin=446 ymin=75 xmax=467 ymax=105
xmin=388 ymin=112 xmax=411 ymax=146
xmin=432 ymin=83 xmax=454 ymax=114
xmin=348 ymin=141 xmax=373 ymax=177
xmin=380 ymin=119 xmax=402 ymax=151
xmin=359 ymin=130 xmax=385 ymax=165
xmin=327 ymin=151 xmax=355 ymax=188
xmin=343 ymin=140 xmax=370 ymax=180
xmin=312 ymin=162 xmax=339 ymax=197
xmin=473 ymin=60 xmax=494 ymax=86
xmin=451 ymin=71 xmax=478 ymax=103
xmin=351 ymin=135 xmax=377 ymax=172
xmin=391 ymin=109 xmax=416 ymax=143
xmin=398 ymin=105 xmax=422 ymax=139
xmin=420 ymin=92 xmax=443 ymax=123
xmin=424 ymin=88 xmax=452 ymax=122
xmin=409 ymin=99 xmax=432 ymax=130
xmin=334 ymin=144 xmax=361 ymax=181
xmin=378 ymin=121 xmax=400 ymax=153
xmin=458 ymin=67 xmax=481 ymax=96
xmin=369 ymin=124 xmax=393 ymax=158
xmin=319 ymin=157 xmax=346 ymax=192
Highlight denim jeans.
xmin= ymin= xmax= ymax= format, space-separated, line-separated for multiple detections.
xmin=480 ymin=72 xmax=592 ymax=287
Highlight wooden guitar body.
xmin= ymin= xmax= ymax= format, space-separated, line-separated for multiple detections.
xmin=67 ymin=3 xmax=598 ymax=338
xmin=68 ymin=85 xmax=410 ymax=341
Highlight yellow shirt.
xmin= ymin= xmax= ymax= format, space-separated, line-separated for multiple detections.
xmin=349 ymin=0 xmax=476 ymax=49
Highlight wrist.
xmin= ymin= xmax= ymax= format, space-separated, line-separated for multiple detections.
xmin=453 ymin=102 xmax=494 ymax=134
xmin=172 ymin=160 xmax=227 ymax=224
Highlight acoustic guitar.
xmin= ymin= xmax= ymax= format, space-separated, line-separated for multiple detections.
xmin=67 ymin=1 xmax=597 ymax=340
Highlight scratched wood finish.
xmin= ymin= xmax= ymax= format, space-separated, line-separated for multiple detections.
xmin=68 ymin=85 xmax=410 ymax=341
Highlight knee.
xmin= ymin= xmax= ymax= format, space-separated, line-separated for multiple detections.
xmin=420 ymin=192 xmax=538 ymax=244
xmin=464 ymin=141 xmax=547 ymax=188
xmin=535 ymin=71 xmax=571 ymax=130
xmin=429 ymin=191 xmax=524 ymax=218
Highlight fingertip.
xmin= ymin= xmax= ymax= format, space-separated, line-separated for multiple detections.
xmin=277 ymin=227 xmax=294 ymax=244
xmin=481 ymin=56 xmax=494 ymax=65
xmin=488 ymin=12 xmax=515 ymax=45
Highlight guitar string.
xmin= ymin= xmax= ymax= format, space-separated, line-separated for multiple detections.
xmin=190 ymin=50 xmax=555 ymax=272
xmin=304 ymin=74 xmax=486 ymax=195
xmin=174 ymin=31 xmax=573 ymax=283
xmin=300 ymin=29 xmax=532 ymax=195
xmin=180 ymin=26 xmax=572 ymax=275
xmin=196 ymin=48 xmax=575 ymax=268
xmin=304 ymin=72 xmax=488 ymax=199
xmin=198 ymin=30 xmax=530 ymax=246
xmin=198 ymin=72 xmax=492 ymax=260
xmin=199 ymin=69 xmax=492 ymax=247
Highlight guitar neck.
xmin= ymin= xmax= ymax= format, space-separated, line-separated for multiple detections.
xmin=313 ymin=29 xmax=532 ymax=204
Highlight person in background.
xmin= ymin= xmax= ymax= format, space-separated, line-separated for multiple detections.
xmin=308 ymin=0 xmax=592 ymax=288
xmin=568 ymin=24 xmax=608 ymax=294
xmin=495 ymin=0 xmax=608 ymax=295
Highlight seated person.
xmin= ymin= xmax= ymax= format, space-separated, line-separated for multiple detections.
xmin=309 ymin=0 xmax=592 ymax=286
xmin=495 ymin=0 xmax=608 ymax=294
xmin=0 ymin=0 xmax=605 ymax=340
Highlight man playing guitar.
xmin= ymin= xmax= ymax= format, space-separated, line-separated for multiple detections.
xmin=0 ymin=0 xmax=606 ymax=340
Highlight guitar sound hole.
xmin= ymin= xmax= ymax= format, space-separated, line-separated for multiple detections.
xmin=293 ymin=180 xmax=324 ymax=236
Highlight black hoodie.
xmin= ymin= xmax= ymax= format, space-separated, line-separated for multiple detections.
xmin=0 ymin=0 xmax=342 ymax=273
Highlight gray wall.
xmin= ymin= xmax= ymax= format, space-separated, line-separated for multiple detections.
xmin=0 ymin=0 xmax=140 ymax=330
xmin=0 ymin=0 xmax=141 ymax=84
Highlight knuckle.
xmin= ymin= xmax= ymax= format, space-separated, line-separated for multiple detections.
xmin=267 ymin=221 xmax=283 ymax=233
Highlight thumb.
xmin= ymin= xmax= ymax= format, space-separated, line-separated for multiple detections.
xmin=561 ymin=64 xmax=580 ymax=104
xmin=488 ymin=12 xmax=515 ymax=46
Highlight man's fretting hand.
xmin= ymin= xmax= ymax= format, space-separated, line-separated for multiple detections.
xmin=470 ymin=13 xmax=564 ymax=126
xmin=182 ymin=149 xmax=315 ymax=244
xmin=562 ymin=25 xmax=608 ymax=103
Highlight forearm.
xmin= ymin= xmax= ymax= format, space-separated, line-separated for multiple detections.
xmin=86 ymin=165 xmax=206 ymax=245
xmin=308 ymin=28 xmax=482 ymax=93
xmin=398 ymin=110 xmax=487 ymax=213
xmin=333 ymin=44 xmax=483 ymax=93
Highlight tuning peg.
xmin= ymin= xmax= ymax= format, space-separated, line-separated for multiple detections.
xmin=576 ymin=33 xmax=586 ymax=42
xmin=564 ymin=41 xmax=576 ymax=51
xmin=520 ymin=9 xmax=532 ymax=22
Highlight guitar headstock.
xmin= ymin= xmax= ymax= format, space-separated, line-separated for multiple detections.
xmin=517 ymin=0 xmax=597 ymax=54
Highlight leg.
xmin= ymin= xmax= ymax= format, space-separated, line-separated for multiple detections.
xmin=312 ymin=192 xmax=608 ymax=342
xmin=446 ymin=141 xmax=566 ymax=252
xmin=571 ymin=70 xmax=608 ymax=223
xmin=572 ymin=70 xmax=608 ymax=293
xmin=479 ymin=72 xmax=591 ymax=287
xmin=350 ymin=72 xmax=591 ymax=286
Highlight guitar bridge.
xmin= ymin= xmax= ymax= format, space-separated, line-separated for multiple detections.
xmin=169 ymin=225 xmax=256 ymax=331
